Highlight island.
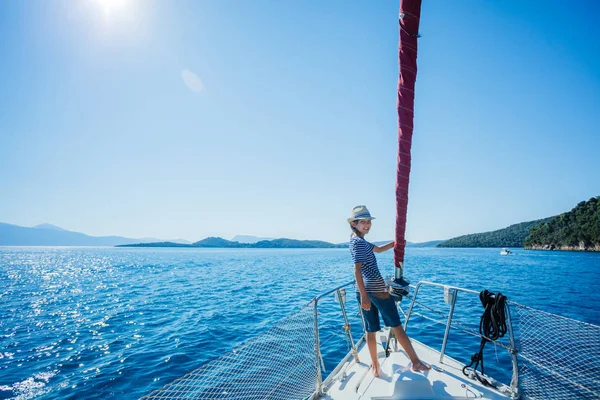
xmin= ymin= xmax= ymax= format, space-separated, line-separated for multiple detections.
xmin=117 ymin=237 xmax=348 ymax=249
xmin=437 ymin=196 xmax=599 ymax=251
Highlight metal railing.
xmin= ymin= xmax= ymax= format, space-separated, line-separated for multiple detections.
xmin=311 ymin=280 xmax=360 ymax=397
xmin=141 ymin=279 xmax=362 ymax=400
xmin=142 ymin=279 xmax=600 ymax=399
xmin=402 ymin=281 xmax=520 ymax=398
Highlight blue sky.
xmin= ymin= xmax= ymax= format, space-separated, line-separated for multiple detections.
xmin=1 ymin=0 xmax=598 ymax=243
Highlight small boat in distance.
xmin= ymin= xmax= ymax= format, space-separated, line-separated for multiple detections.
xmin=500 ymin=248 xmax=512 ymax=255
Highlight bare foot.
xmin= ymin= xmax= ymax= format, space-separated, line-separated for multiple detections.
xmin=411 ymin=360 xmax=431 ymax=372
xmin=371 ymin=363 xmax=381 ymax=377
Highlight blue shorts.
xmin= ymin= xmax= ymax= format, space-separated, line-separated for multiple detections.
xmin=357 ymin=292 xmax=402 ymax=332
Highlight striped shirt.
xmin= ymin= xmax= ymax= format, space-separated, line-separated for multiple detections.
xmin=350 ymin=236 xmax=387 ymax=293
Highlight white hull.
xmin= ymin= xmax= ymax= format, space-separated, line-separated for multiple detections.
xmin=324 ymin=328 xmax=511 ymax=399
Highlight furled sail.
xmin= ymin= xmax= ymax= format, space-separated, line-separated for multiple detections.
xmin=394 ymin=0 xmax=422 ymax=274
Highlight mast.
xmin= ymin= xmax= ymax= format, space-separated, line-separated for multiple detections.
xmin=394 ymin=0 xmax=422 ymax=277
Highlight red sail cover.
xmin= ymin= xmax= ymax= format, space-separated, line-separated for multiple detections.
xmin=394 ymin=0 xmax=422 ymax=268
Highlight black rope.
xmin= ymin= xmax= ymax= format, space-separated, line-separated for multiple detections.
xmin=462 ymin=290 xmax=508 ymax=386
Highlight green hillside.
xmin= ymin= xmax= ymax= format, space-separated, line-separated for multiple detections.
xmin=524 ymin=197 xmax=600 ymax=251
xmin=437 ymin=218 xmax=551 ymax=248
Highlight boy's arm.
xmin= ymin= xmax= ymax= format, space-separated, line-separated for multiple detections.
xmin=373 ymin=241 xmax=395 ymax=253
xmin=354 ymin=262 xmax=371 ymax=310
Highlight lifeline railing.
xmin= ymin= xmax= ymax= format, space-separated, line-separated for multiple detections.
xmin=141 ymin=280 xmax=361 ymax=400
xmin=399 ymin=281 xmax=520 ymax=399
xmin=398 ymin=281 xmax=600 ymax=400
xmin=311 ymin=280 xmax=361 ymax=397
xmin=141 ymin=280 xmax=600 ymax=399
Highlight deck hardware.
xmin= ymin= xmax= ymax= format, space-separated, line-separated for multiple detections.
xmin=444 ymin=286 xmax=456 ymax=305
xmin=354 ymin=364 xmax=371 ymax=393
xmin=441 ymin=286 xmax=458 ymax=362
xmin=334 ymin=288 xmax=346 ymax=304
xmin=336 ymin=288 xmax=359 ymax=362
xmin=431 ymin=364 xmax=444 ymax=372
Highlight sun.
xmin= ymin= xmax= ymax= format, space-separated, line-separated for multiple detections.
xmin=94 ymin=0 xmax=130 ymax=18
xmin=86 ymin=0 xmax=144 ymax=39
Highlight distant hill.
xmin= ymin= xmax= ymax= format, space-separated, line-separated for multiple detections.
xmin=122 ymin=241 xmax=194 ymax=248
xmin=194 ymin=237 xmax=246 ymax=248
xmin=0 ymin=223 xmax=189 ymax=246
xmin=336 ymin=240 xmax=442 ymax=248
xmin=33 ymin=223 xmax=67 ymax=231
xmin=437 ymin=218 xmax=552 ymax=248
xmin=524 ymin=196 xmax=600 ymax=251
xmin=407 ymin=240 xmax=443 ymax=247
xmin=253 ymin=238 xmax=342 ymax=248
xmin=140 ymin=237 xmax=191 ymax=245
xmin=122 ymin=238 xmax=443 ymax=249
xmin=120 ymin=237 xmax=346 ymax=249
xmin=231 ymin=235 xmax=274 ymax=244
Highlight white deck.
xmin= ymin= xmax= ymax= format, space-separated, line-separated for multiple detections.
xmin=324 ymin=327 xmax=512 ymax=400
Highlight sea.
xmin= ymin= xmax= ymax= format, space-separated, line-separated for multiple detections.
xmin=1 ymin=246 xmax=599 ymax=399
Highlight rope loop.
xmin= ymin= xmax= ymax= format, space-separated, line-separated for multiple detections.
xmin=462 ymin=290 xmax=509 ymax=387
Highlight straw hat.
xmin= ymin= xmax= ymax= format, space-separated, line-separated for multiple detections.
xmin=347 ymin=205 xmax=376 ymax=223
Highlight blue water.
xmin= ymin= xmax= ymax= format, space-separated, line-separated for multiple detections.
xmin=1 ymin=247 xmax=599 ymax=399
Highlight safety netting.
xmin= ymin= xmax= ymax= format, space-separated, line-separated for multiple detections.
xmin=141 ymin=285 xmax=600 ymax=400
xmin=141 ymin=303 xmax=318 ymax=400
xmin=510 ymin=303 xmax=600 ymax=399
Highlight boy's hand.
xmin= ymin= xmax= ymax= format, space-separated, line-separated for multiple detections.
xmin=361 ymin=296 xmax=371 ymax=311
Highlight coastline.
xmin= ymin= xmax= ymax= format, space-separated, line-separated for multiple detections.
xmin=525 ymin=244 xmax=600 ymax=252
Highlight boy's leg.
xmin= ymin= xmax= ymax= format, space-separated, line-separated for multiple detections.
xmin=390 ymin=325 xmax=430 ymax=372
xmin=366 ymin=332 xmax=381 ymax=377
xmin=357 ymin=292 xmax=383 ymax=377
xmin=372 ymin=295 xmax=431 ymax=373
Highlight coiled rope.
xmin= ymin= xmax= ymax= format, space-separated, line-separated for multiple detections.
xmin=462 ymin=290 xmax=508 ymax=386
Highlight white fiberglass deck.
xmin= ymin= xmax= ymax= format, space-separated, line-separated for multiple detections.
xmin=324 ymin=328 xmax=511 ymax=400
